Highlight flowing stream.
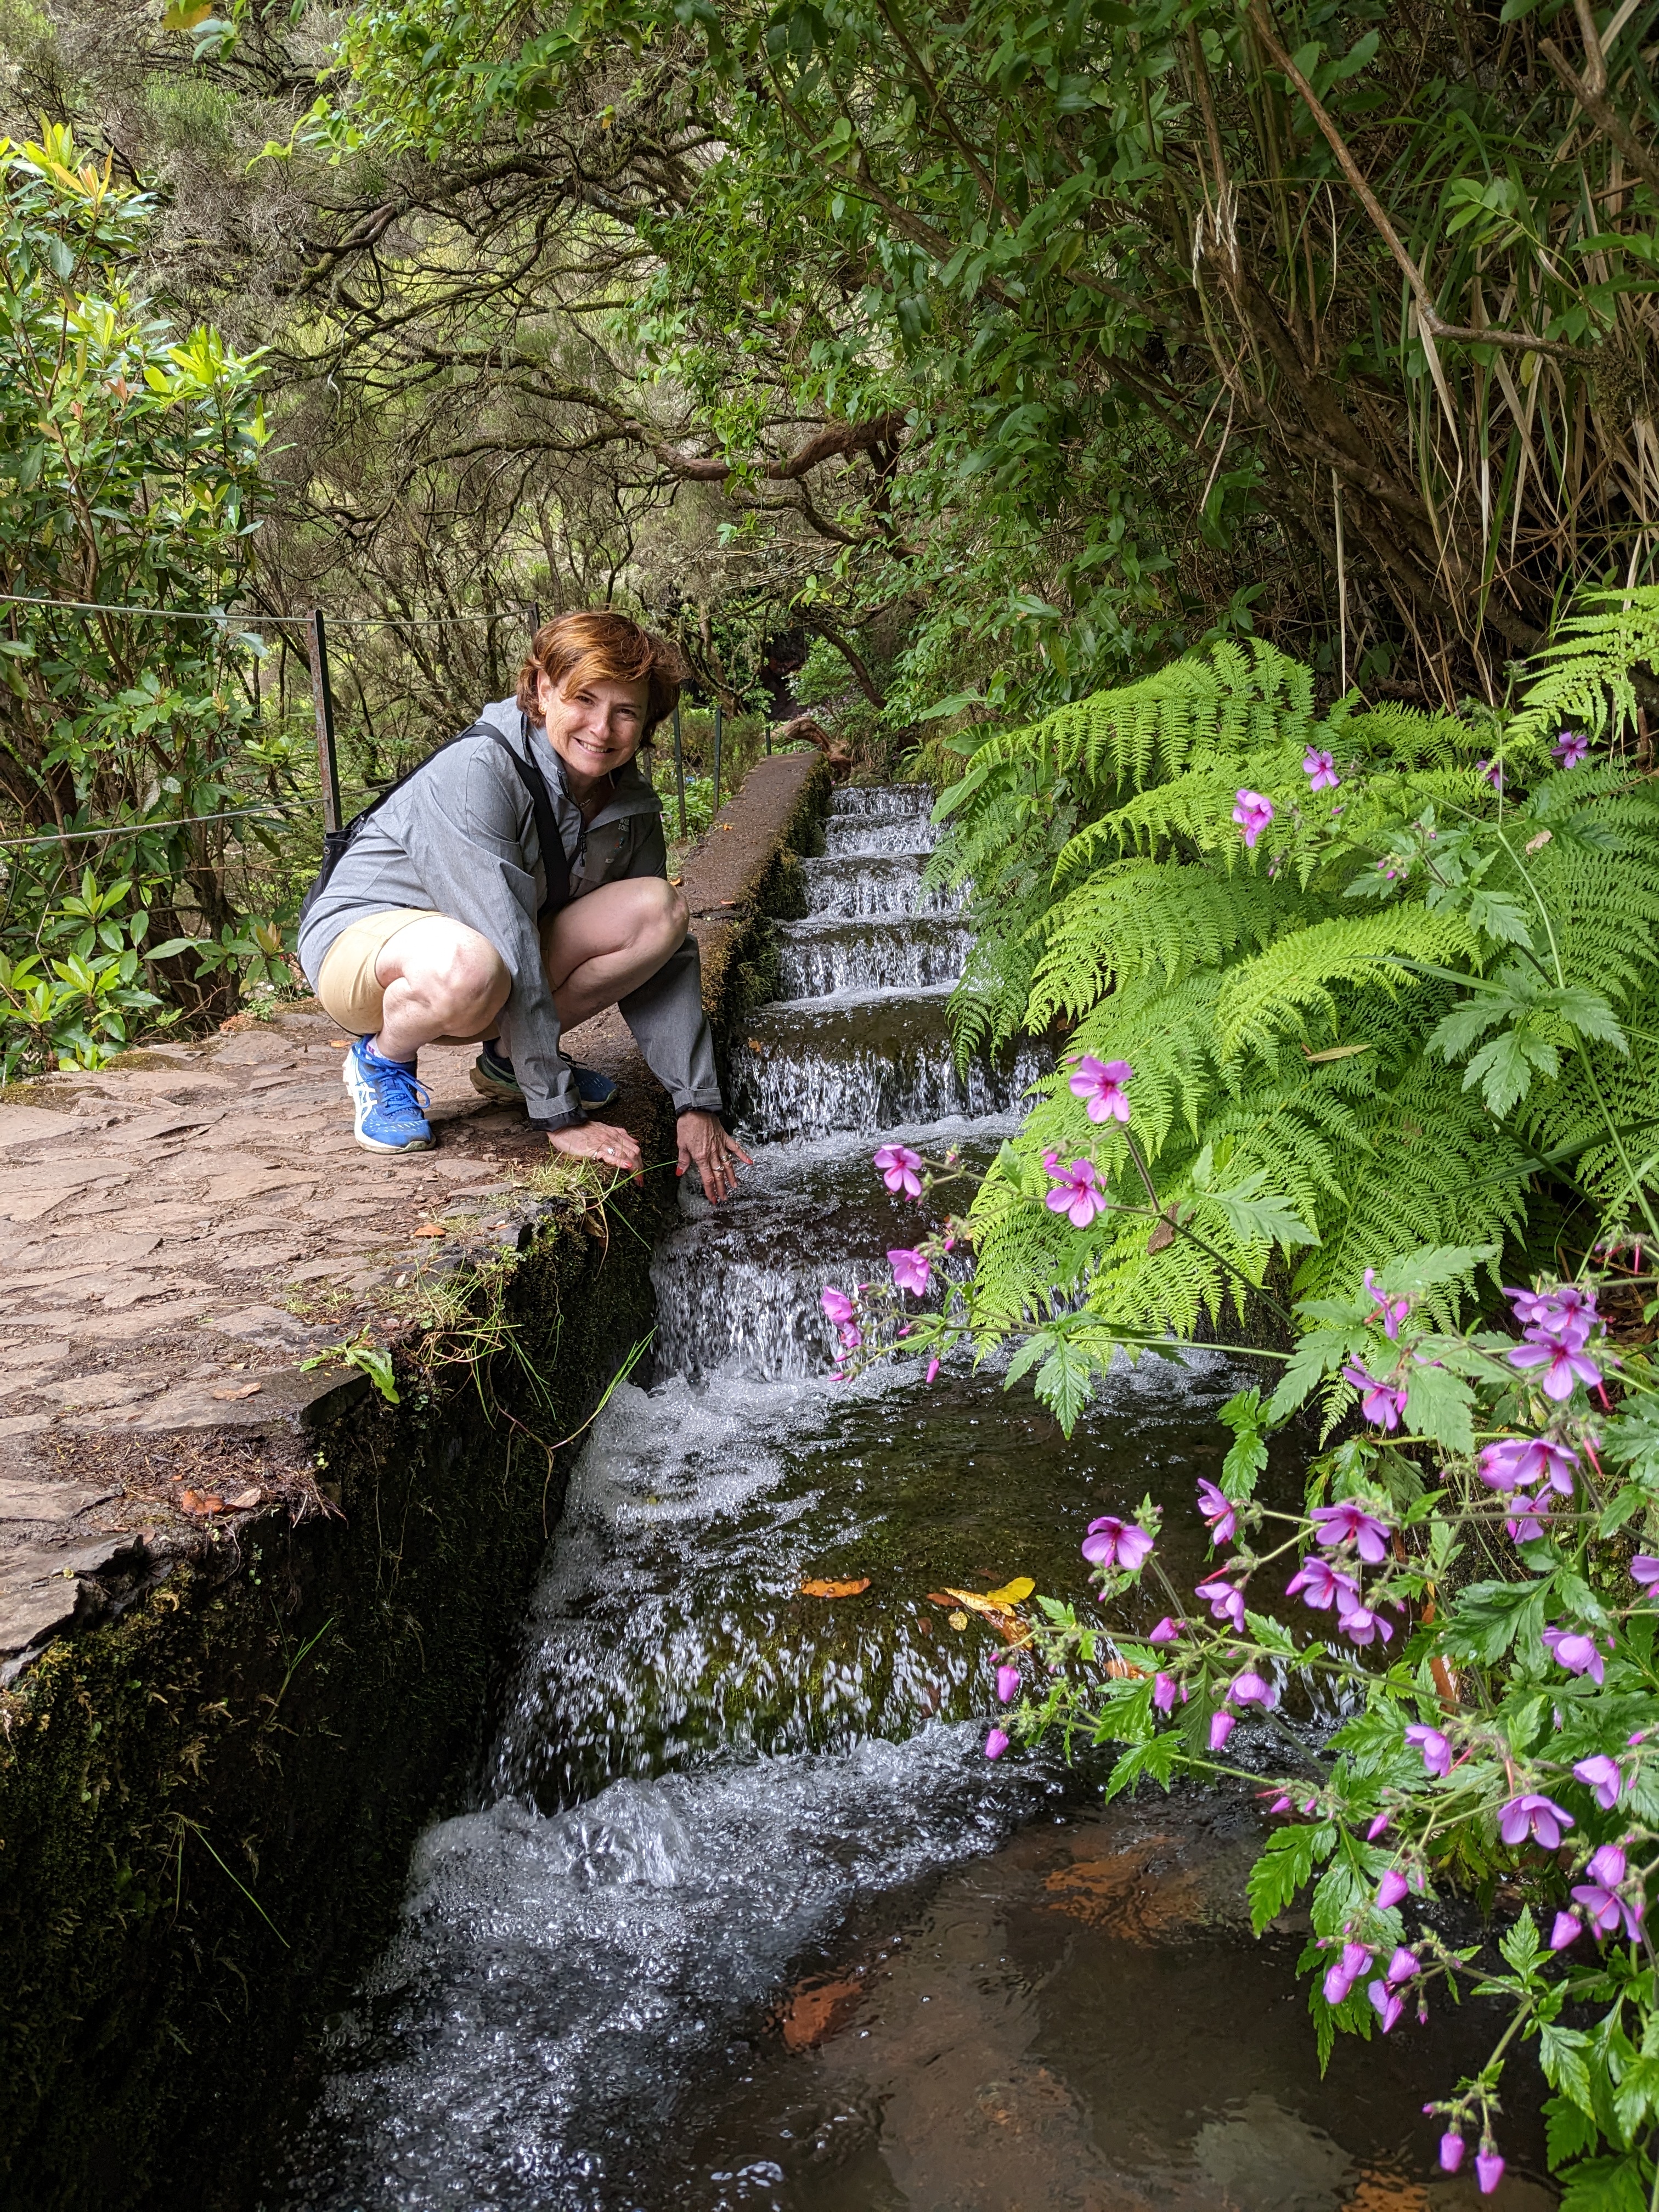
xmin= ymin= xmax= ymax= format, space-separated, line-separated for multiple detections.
xmin=274 ymin=789 xmax=1553 ymax=2211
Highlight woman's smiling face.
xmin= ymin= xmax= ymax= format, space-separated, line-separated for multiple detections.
xmin=536 ymin=668 xmax=650 ymax=790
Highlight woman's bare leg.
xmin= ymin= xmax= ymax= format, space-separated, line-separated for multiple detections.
xmin=373 ymin=917 xmax=510 ymax=1062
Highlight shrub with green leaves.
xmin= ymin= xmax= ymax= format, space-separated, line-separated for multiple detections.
xmin=915 ymin=595 xmax=1659 ymax=1424
xmin=0 ymin=123 xmax=285 ymax=1076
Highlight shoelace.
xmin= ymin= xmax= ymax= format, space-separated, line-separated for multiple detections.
xmin=364 ymin=1052 xmax=433 ymax=1118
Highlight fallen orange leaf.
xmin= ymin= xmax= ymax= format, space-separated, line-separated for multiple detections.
xmin=800 ymin=1577 xmax=871 ymax=1598
xmin=212 ymin=1381 xmax=263 ymax=1401
xmin=180 ymin=1489 xmax=225 ymax=1515
xmin=411 ymin=1224 xmax=445 ymax=1238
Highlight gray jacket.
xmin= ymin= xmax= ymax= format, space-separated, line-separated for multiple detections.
xmin=296 ymin=695 xmax=721 ymax=1131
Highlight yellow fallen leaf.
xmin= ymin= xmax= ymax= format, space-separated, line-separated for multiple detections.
xmin=984 ymin=1577 xmax=1034 ymax=1606
xmin=800 ymin=1577 xmax=871 ymax=1598
xmin=947 ymin=1610 xmax=969 ymax=1631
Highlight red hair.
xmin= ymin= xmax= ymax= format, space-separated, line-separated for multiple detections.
xmin=515 ymin=611 xmax=684 ymax=738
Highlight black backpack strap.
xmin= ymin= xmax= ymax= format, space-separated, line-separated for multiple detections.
xmin=475 ymin=717 xmax=572 ymax=922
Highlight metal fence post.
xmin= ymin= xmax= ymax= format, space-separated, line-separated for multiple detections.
xmin=671 ymin=702 xmax=687 ymax=840
xmin=306 ymin=609 xmax=342 ymax=835
xmin=713 ymin=697 xmax=724 ymax=814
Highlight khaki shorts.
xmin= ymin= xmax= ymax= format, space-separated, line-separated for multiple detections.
xmin=314 ymin=907 xmax=561 ymax=1036
xmin=314 ymin=909 xmax=451 ymax=1034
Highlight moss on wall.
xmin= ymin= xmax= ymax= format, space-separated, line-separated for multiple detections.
xmin=0 ymin=753 xmax=831 ymax=2212
xmin=0 ymin=1178 xmax=670 ymax=2211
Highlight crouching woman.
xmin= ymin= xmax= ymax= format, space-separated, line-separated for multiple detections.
xmin=295 ymin=610 xmax=751 ymax=1202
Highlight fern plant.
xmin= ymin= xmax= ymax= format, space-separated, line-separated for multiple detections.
xmin=919 ymin=606 xmax=1659 ymax=1425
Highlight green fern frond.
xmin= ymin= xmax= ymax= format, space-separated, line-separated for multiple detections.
xmin=1214 ymin=909 xmax=1482 ymax=1064
xmin=1028 ymin=861 xmax=1291 ymax=1024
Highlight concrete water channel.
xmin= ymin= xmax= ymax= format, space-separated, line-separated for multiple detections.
xmin=269 ymin=787 xmax=1554 ymax=2210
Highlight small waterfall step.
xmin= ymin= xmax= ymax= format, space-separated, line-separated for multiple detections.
xmin=730 ymin=986 xmax=1046 ymax=1142
xmin=775 ymin=912 xmax=973 ymax=999
xmin=821 ymin=813 xmax=939 ymax=858
xmin=827 ymin=782 xmax=934 ymax=817
xmin=651 ymin=1116 xmax=1010 ymax=1380
xmin=798 ymin=854 xmax=963 ymax=918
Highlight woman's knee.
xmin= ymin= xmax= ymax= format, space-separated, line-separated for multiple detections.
xmin=641 ymin=876 xmax=689 ymax=950
xmin=387 ymin=924 xmax=507 ymax=1022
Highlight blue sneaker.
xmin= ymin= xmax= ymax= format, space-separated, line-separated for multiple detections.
xmin=344 ymin=1035 xmax=434 ymax=1153
xmin=469 ymin=1039 xmax=617 ymax=1109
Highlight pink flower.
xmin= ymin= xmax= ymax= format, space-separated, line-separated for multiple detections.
xmin=1082 ymin=1515 xmax=1155 ymax=1571
xmin=1440 ymin=2132 xmax=1465 ymax=2173
xmin=1341 ymin=1361 xmax=1408 ymax=1431
xmin=1045 ymin=1156 xmax=1110 ymax=1229
xmin=1286 ymin=1555 xmax=1359 ymax=1612
xmin=1572 ymin=1843 xmax=1643 ymax=1940
xmin=1553 ymin=727 xmax=1589 ymax=768
xmin=1632 ymin=1554 xmax=1659 ymax=1587
xmin=1233 ymin=788 xmax=1274 ymax=848
xmin=1312 ymin=1500 xmax=1393 ymax=1563
xmin=1148 ymin=1616 xmax=1182 ymax=1644
xmin=1550 ymin=1910 xmax=1582 ymax=1950
xmin=1504 ymin=1494 xmax=1553 ymax=1545
xmin=1068 ymin=1055 xmax=1133 ymax=1124
xmin=996 ymin=1663 xmax=1020 ymax=1704
xmin=821 ymin=1286 xmax=855 ymax=1327
xmin=1573 ymin=1753 xmax=1622 ymax=1809
xmin=1227 ymin=1669 xmax=1275 ymax=1708
xmin=1406 ymin=1724 xmax=1452 ymax=1778
xmin=1194 ymin=1575 xmax=1247 ymax=1630
xmin=1209 ymin=1710 xmax=1236 ymax=1752
xmin=1509 ymin=1334 xmax=1601 ymax=1401
xmin=1498 ymin=1792 xmax=1573 ymax=1850
xmin=1385 ymin=1945 xmax=1417 ymax=1985
xmin=1375 ymin=1868 xmax=1408 ymax=1910
xmin=1339 ymin=1599 xmax=1394 ymax=1646
xmin=1303 ymin=746 xmax=1339 ymax=792
xmin=1363 ymin=1267 xmax=1410 ymax=1338
xmin=888 ymin=1246 xmax=931 ymax=1296
xmin=1197 ymin=1478 xmax=1235 ymax=1545
xmin=1507 ymin=1282 xmax=1598 ymax=1343
xmin=1543 ymin=1623 xmax=1607 ymax=1685
xmin=1476 ymin=2147 xmax=1504 ymax=2195
xmin=1153 ymin=1671 xmax=1178 ymax=1713
xmin=1322 ymin=1940 xmax=1371 ymax=2005
xmin=874 ymin=1143 xmax=923 ymax=1198
xmin=1366 ymin=1979 xmax=1403 ymax=2032
xmin=1479 ymin=1436 xmax=1577 ymax=1496
xmin=1476 ymin=756 xmax=1503 ymax=790
xmin=983 ymin=1727 xmax=1009 ymax=1760
xmin=924 ymin=1356 xmax=941 ymax=1385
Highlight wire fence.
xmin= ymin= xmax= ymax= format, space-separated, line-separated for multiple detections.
xmin=0 ymin=593 xmax=749 ymax=848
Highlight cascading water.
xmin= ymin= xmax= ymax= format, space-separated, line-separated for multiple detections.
xmin=274 ymin=788 xmax=1552 ymax=2210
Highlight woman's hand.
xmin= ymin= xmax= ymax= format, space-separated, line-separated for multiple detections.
xmin=676 ymin=1110 xmax=752 ymax=1204
xmin=547 ymin=1120 xmax=644 ymax=1186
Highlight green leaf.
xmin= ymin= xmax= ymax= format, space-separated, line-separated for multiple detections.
xmin=1102 ymin=1731 xmax=1181 ymax=1802
xmin=1217 ymin=1386 xmax=1270 ymax=1500
xmin=1558 ymin=2152 xmax=1651 ymax=2212
xmin=1446 ymin=1576 xmax=1550 ymax=1663
xmin=1247 ymin=1823 xmax=1332 ymax=1936
xmin=1544 ymin=2094 xmax=1601 ymax=2169
xmin=1403 ymin=1358 xmax=1475 ymax=1454
xmin=1540 ymin=2023 xmax=1598 ymax=2115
